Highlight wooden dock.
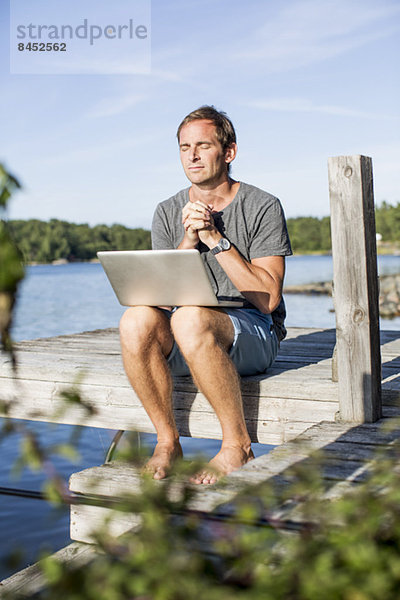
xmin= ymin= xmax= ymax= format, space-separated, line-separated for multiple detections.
xmin=0 ymin=323 xmax=399 ymax=594
xmin=3 ymin=413 xmax=400 ymax=598
xmin=0 ymin=324 xmax=399 ymax=545
xmin=1 ymin=326 xmax=399 ymax=446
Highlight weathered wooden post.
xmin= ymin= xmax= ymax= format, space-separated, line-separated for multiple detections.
xmin=328 ymin=155 xmax=382 ymax=422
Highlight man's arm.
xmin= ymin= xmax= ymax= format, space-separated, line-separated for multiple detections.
xmin=214 ymin=249 xmax=285 ymax=314
xmin=182 ymin=199 xmax=285 ymax=313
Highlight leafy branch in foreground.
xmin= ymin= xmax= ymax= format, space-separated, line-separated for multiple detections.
xmin=2 ymin=352 xmax=400 ymax=599
xmin=5 ymin=408 xmax=400 ymax=600
xmin=0 ymin=165 xmax=24 ymax=363
xmin=75 ymin=425 xmax=400 ymax=599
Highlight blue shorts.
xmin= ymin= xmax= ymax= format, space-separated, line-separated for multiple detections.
xmin=164 ymin=307 xmax=279 ymax=377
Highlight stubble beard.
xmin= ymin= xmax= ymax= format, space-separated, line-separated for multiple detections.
xmin=185 ymin=164 xmax=228 ymax=189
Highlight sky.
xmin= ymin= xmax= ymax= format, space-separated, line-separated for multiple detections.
xmin=1 ymin=0 xmax=399 ymax=229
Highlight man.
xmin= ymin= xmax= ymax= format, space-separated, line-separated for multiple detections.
xmin=119 ymin=106 xmax=292 ymax=484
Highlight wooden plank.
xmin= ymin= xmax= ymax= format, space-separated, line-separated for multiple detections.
xmin=2 ymin=357 xmax=396 ymax=411
xmin=9 ymin=327 xmax=397 ymax=369
xmin=292 ymin=418 xmax=400 ymax=445
xmin=70 ymin=504 xmax=141 ymax=545
xmin=1 ymin=326 xmax=398 ymax=444
xmin=2 ymin=347 xmax=338 ymax=374
xmin=0 ymin=542 xmax=99 ymax=597
xmin=68 ymin=419 xmax=356 ymax=542
xmin=1 ymin=351 xmax=338 ymax=390
xmin=68 ymin=415 xmax=400 ymax=542
xmin=12 ymin=325 xmax=398 ymax=351
xmin=320 ymin=441 xmax=389 ymax=461
xmin=328 ymin=155 xmax=382 ymax=422
xmin=0 ymin=377 xmax=338 ymax=444
xmin=1 ymin=357 xmax=342 ymax=406
xmin=11 ymin=326 xmax=398 ymax=366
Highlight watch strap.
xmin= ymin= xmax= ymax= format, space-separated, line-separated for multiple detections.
xmin=210 ymin=238 xmax=231 ymax=255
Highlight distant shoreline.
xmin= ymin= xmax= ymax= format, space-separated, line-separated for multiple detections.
xmin=284 ymin=273 xmax=400 ymax=319
xmin=26 ymin=248 xmax=399 ymax=267
xmin=28 ymin=258 xmax=100 ymax=266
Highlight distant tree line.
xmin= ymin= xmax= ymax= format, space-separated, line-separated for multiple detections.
xmin=374 ymin=201 xmax=400 ymax=243
xmin=8 ymin=219 xmax=151 ymax=263
xmin=286 ymin=201 xmax=400 ymax=253
xmin=7 ymin=202 xmax=400 ymax=262
xmin=286 ymin=216 xmax=332 ymax=253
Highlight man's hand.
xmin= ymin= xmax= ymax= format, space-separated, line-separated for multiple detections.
xmin=179 ymin=199 xmax=218 ymax=248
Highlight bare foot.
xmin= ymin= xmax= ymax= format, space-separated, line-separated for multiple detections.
xmin=190 ymin=445 xmax=255 ymax=485
xmin=142 ymin=441 xmax=183 ymax=480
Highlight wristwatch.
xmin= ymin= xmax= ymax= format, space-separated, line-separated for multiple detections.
xmin=210 ymin=237 xmax=231 ymax=255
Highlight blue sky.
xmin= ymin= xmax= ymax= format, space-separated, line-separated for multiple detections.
xmin=1 ymin=0 xmax=399 ymax=228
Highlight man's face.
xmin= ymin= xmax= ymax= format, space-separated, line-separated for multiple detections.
xmin=178 ymin=119 xmax=235 ymax=187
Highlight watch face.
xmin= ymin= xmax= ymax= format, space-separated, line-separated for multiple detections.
xmin=220 ymin=238 xmax=230 ymax=250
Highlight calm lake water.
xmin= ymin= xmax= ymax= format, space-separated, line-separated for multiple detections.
xmin=1 ymin=255 xmax=399 ymax=579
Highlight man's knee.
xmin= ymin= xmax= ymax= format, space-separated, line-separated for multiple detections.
xmin=171 ymin=306 xmax=210 ymax=337
xmin=119 ymin=306 xmax=170 ymax=352
xmin=170 ymin=306 xmax=233 ymax=354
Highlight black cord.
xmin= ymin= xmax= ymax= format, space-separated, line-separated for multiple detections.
xmin=0 ymin=486 xmax=45 ymax=500
xmin=0 ymin=485 xmax=310 ymax=532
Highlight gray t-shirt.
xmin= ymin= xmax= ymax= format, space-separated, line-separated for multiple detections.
xmin=151 ymin=182 xmax=292 ymax=341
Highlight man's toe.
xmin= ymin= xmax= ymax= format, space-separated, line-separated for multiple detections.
xmin=190 ymin=470 xmax=206 ymax=485
xmin=153 ymin=466 xmax=168 ymax=480
xmin=203 ymin=472 xmax=217 ymax=485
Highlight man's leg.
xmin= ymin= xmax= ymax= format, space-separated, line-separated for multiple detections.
xmin=170 ymin=306 xmax=254 ymax=484
xmin=119 ymin=306 xmax=182 ymax=479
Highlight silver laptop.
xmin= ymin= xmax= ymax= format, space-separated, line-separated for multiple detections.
xmin=97 ymin=249 xmax=244 ymax=308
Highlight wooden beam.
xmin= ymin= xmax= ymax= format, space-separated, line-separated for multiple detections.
xmin=0 ymin=543 xmax=99 ymax=597
xmin=1 ymin=327 xmax=398 ymax=439
xmin=328 ymin=155 xmax=382 ymax=422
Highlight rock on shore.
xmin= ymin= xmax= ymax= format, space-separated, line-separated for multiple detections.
xmin=284 ymin=273 xmax=400 ymax=319
xmin=379 ymin=274 xmax=400 ymax=318
xmin=283 ymin=281 xmax=333 ymax=295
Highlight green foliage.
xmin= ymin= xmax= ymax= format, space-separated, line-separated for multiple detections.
xmin=18 ymin=427 xmax=400 ymax=600
xmin=3 ymin=379 xmax=400 ymax=598
xmin=0 ymin=165 xmax=20 ymax=209
xmin=8 ymin=219 xmax=152 ymax=263
xmin=286 ymin=216 xmax=332 ymax=253
xmin=287 ymin=202 xmax=400 ymax=253
xmin=375 ymin=201 xmax=400 ymax=242
xmin=0 ymin=165 xmax=24 ymax=358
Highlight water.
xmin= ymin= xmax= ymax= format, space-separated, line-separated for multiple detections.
xmin=284 ymin=254 xmax=400 ymax=330
xmin=1 ymin=256 xmax=399 ymax=579
xmin=11 ymin=256 xmax=400 ymax=341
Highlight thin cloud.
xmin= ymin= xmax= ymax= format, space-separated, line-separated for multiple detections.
xmin=135 ymin=1 xmax=400 ymax=85
xmin=149 ymin=68 xmax=183 ymax=82
xmin=86 ymin=62 xmax=184 ymax=119
xmin=22 ymin=56 xmax=151 ymax=76
xmin=32 ymin=132 xmax=161 ymax=167
xmin=248 ymin=98 xmax=398 ymax=120
xmin=88 ymin=93 xmax=147 ymax=118
xmin=231 ymin=0 xmax=400 ymax=71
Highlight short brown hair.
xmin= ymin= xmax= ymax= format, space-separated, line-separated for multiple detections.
xmin=177 ymin=105 xmax=236 ymax=152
